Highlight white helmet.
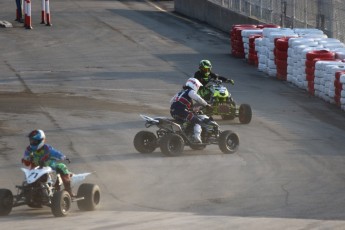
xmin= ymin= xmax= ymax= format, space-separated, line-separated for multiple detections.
xmin=185 ymin=78 xmax=203 ymax=92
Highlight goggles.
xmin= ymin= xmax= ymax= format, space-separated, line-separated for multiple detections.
xmin=201 ymin=67 xmax=211 ymax=73
xmin=30 ymin=139 xmax=42 ymax=146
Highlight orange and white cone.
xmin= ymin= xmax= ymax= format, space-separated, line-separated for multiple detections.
xmin=41 ymin=0 xmax=45 ymax=24
xmin=24 ymin=0 xmax=27 ymax=27
xmin=45 ymin=0 xmax=52 ymax=26
xmin=25 ymin=0 xmax=32 ymax=29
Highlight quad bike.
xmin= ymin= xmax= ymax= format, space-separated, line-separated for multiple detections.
xmin=133 ymin=107 xmax=239 ymax=156
xmin=0 ymin=163 xmax=101 ymax=217
xmin=200 ymin=79 xmax=252 ymax=124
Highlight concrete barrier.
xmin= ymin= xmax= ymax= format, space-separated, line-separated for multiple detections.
xmin=174 ymin=0 xmax=260 ymax=33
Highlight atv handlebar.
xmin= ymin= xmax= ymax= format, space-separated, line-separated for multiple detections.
xmin=206 ymin=79 xmax=224 ymax=87
xmin=192 ymin=104 xmax=212 ymax=115
xmin=207 ymin=78 xmax=234 ymax=86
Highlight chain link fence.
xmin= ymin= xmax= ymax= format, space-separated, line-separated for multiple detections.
xmin=209 ymin=0 xmax=345 ymax=43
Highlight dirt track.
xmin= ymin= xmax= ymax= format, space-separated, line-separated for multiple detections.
xmin=1 ymin=1 xmax=345 ymax=229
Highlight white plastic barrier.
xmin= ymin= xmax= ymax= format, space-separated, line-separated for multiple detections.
xmin=324 ymin=65 xmax=345 ymax=103
xmin=334 ymin=49 xmax=345 ymax=59
xmin=243 ymin=26 xmax=345 ymax=111
xmin=255 ymin=37 xmax=267 ymax=73
xmin=300 ymin=33 xmax=328 ymax=39
xmin=241 ymin=29 xmax=263 ymax=59
xmin=261 ymin=28 xmax=297 ymax=76
xmin=293 ymin=28 xmax=325 ymax=35
xmin=318 ymin=38 xmax=342 ymax=44
xmin=314 ymin=61 xmax=343 ymax=100
xmin=339 ymin=74 xmax=345 ymax=110
xmin=287 ymin=37 xmax=326 ymax=86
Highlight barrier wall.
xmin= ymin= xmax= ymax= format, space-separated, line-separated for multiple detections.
xmin=174 ymin=0 xmax=260 ymax=33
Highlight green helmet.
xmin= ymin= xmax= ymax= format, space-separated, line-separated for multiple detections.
xmin=199 ymin=60 xmax=212 ymax=69
xmin=199 ymin=60 xmax=212 ymax=77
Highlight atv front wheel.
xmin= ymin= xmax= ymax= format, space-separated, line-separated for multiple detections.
xmin=0 ymin=189 xmax=13 ymax=216
xmin=51 ymin=190 xmax=72 ymax=217
xmin=77 ymin=183 xmax=101 ymax=211
xmin=133 ymin=131 xmax=157 ymax=153
xmin=239 ymin=104 xmax=252 ymax=124
xmin=218 ymin=130 xmax=239 ymax=154
xmin=159 ymin=134 xmax=184 ymax=156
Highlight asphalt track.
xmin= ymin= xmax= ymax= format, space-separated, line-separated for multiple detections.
xmin=1 ymin=0 xmax=345 ymax=229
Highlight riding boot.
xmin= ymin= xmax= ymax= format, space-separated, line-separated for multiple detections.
xmin=61 ymin=174 xmax=76 ymax=197
xmin=193 ymin=124 xmax=202 ymax=143
xmin=54 ymin=179 xmax=61 ymax=191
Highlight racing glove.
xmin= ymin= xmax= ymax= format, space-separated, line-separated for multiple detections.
xmin=227 ymin=79 xmax=235 ymax=85
xmin=22 ymin=158 xmax=32 ymax=167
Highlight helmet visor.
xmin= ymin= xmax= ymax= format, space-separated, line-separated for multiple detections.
xmin=30 ymin=139 xmax=41 ymax=146
xmin=202 ymin=66 xmax=210 ymax=72
xmin=201 ymin=67 xmax=211 ymax=76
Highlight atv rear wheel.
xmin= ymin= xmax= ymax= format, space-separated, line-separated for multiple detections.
xmin=51 ymin=190 xmax=72 ymax=217
xmin=218 ymin=130 xmax=239 ymax=154
xmin=239 ymin=104 xmax=252 ymax=124
xmin=77 ymin=183 xmax=101 ymax=211
xmin=0 ymin=189 xmax=13 ymax=216
xmin=134 ymin=131 xmax=157 ymax=153
xmin=159 ymin=134 xmax=184 ymax=156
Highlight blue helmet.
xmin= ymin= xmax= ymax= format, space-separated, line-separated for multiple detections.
xmin=28 ymin=129 xmax=46 ymax=151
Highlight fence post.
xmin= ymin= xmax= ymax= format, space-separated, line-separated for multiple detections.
xmin=270 ymin=0 xmax=273 ymax=22
xmin=304 ymin=0 xmax=307 ymax=28
xmin=329 ymin=0 xmax=335 ymax=39
xmin=292 ymin=0 xmax=295 ymax=28
xmin=280 ymin=0 xmax=283 ymax=27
